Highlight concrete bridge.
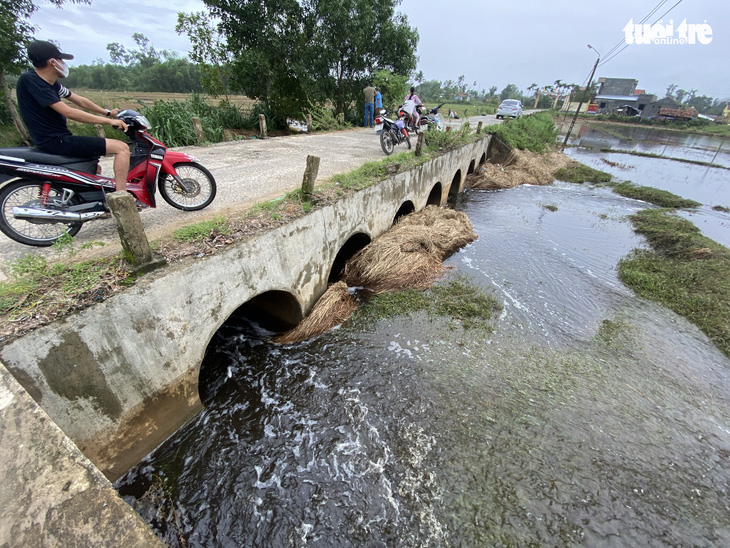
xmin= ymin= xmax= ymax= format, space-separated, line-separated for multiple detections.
xmin=0 ymin=134 xmax=492 ymax=484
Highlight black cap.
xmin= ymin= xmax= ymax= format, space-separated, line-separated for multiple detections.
xmin=27 ymin=41 xmax=74 ymax=65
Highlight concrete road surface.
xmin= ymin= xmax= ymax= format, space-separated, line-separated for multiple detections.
xmin=0 ymin=113 xmax=518 ymax=265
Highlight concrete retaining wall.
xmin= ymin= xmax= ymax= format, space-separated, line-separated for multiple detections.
xmin=0 ymin=135 xmax=490 ymax=480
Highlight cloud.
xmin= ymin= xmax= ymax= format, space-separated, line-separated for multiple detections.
xmin=32 ymin=0 xmax=202 ymax=64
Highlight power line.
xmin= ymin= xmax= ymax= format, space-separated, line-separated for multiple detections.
xmin=599 ymin=0 xmax=684 ymax=67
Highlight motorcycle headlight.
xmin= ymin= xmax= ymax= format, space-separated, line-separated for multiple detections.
xmin=134 ymin=115 xmax=152 ymax=130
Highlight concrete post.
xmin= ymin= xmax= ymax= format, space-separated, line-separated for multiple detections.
xmin=306 ymin=114 xmax=313 ymax=132
xmin=415 ymin=132 xmax=425 ymax=156
xmin=107 ymin=192 xmax=165 ymax=272
xmin=301 ymin=155 xmax=320 ymax=201
xmin=476 ymin=121 xmax=483 ymax=134
xmin=192 ymin=117 xmax=204 ymax=145
xmin=259 ymin=114 xmax=268 ymax=138
xmin=338 ymin=113 xmax=345 ymax=126
xmin=94 ymin=124 xmax=106 ymax=139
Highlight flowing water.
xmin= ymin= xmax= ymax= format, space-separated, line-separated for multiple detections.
xmin=116 ymin=136 xmax=730 ymax=547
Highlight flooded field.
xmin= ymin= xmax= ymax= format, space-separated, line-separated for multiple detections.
xmin=559 ymin=120 xmax=730 ymax=167
xmin=116 ymin=140 xmax=730 ymax=545
xmin=562 ymin=123 xmax=730 ymax=249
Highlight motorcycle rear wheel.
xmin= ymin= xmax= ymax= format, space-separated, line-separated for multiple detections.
xmin=380 ymin=130 xmax=395 ymax=155
xmin=0 ymin=180 xmax=82 ymax=247
xmin=158 ymin=162 xmax=217 ymax=211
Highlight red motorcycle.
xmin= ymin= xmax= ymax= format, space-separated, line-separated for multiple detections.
xmin=0 ymin=109 xmax=216 ymax=246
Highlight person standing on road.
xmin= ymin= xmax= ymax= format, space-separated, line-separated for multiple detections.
xmin=375 ymin=87 xmax=383 ymax=111
xmin=16 ymin=40 xmax=131 ymax=191
xmin=363 ymin=82 xmax=375 ymax=127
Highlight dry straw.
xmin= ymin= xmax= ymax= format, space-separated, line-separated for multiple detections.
xmin=467 ymin=149 xmax=574 ymax=190
xmin=274 ymin=206 xmax=477 ymax=343
xmin=273 ymin=281 xmax=359 ymax=344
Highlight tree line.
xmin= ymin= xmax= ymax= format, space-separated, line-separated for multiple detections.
xmin=664 ymin=84 xmax=727 ymax=116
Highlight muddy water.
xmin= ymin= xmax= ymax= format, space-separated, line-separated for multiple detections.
xmin=116 ymin=172 xmax=730 ymax=546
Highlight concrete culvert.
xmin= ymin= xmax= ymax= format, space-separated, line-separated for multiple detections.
xmin=426 ymin=183 xmax=442 ymax=206
xmin=273 ymin=206 xmax=477 ymax=344
xmin=393 ymin=201 xmax=415 ymax=224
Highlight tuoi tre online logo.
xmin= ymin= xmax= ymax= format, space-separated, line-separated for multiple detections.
xmin=623 ymin=19 xmax=713 ymax=45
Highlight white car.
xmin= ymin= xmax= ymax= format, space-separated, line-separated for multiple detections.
xmin=496 ymin=100 xmax=523 ymax=119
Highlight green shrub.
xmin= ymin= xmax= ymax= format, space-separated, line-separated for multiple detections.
xmin=141 ymin=94 xmax=280 ymax=146
xmin=484 ymin=112 xmax=558 ymax=153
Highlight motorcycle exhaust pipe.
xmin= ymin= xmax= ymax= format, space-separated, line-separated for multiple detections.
xmin=12 ymin=206 xmax=108 ymax=222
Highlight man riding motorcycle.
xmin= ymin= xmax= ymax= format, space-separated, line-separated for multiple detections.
xmin=16 ymin=40 xmax=131 ymax=191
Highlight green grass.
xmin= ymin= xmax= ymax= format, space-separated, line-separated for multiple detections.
xmin=611 ymin=182 xmax=701 ymax=208
xmin=350 ymin=273 xmax=503 ymax=331
xmin=172 ymin=216 xmax=231 ymax=242
xmin=0 ymin=253 xmax=128 ymax=320
xmin=483 ymin=111 xmax=559 ymax=154
xmin=618 ymin=208 xmax=730 ymax=357
xmin=329 ymin=151 xmax=421 ymax=191
xmin=423 ymin=121 xmax=480 ymax=152
xmin=553 ymin=163 xmax=612 ymax=183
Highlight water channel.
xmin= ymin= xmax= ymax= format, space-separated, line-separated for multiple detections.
xmin=116 ymin=127 xmax=730 ymax=547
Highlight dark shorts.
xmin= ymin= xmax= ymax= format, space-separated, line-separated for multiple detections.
xmin=38 ymin=134 xmax=107 ymax=159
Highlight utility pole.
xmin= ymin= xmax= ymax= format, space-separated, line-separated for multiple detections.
xmin=562 ymin=44 xmax=600 ymax=148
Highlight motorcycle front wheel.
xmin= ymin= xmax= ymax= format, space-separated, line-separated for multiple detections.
xmin=380 ymin=130 xmax=395 ymax=155
xmin=0 ymin=180 xmax=82 ymax=247
xmin=158 ymin=162 xmax=217 ymax=211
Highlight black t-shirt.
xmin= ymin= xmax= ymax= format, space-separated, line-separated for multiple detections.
xmin=16 ymin=71 xmax=73 ymax=148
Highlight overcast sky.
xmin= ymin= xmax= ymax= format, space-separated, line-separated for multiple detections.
xmin=32 ymin=0 xmax=730 ymax=100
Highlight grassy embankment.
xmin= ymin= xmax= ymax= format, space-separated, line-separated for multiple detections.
xmin=618 ymin=209 xmax=730 ymax=358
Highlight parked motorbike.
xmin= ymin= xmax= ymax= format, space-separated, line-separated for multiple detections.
xmin=0 ymin=109 xmax=217 ymax=246
xmin=374 ymin=109 xmax=411 ymax=156
xmin=420 ymin=102 xmax=446 ymax=131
